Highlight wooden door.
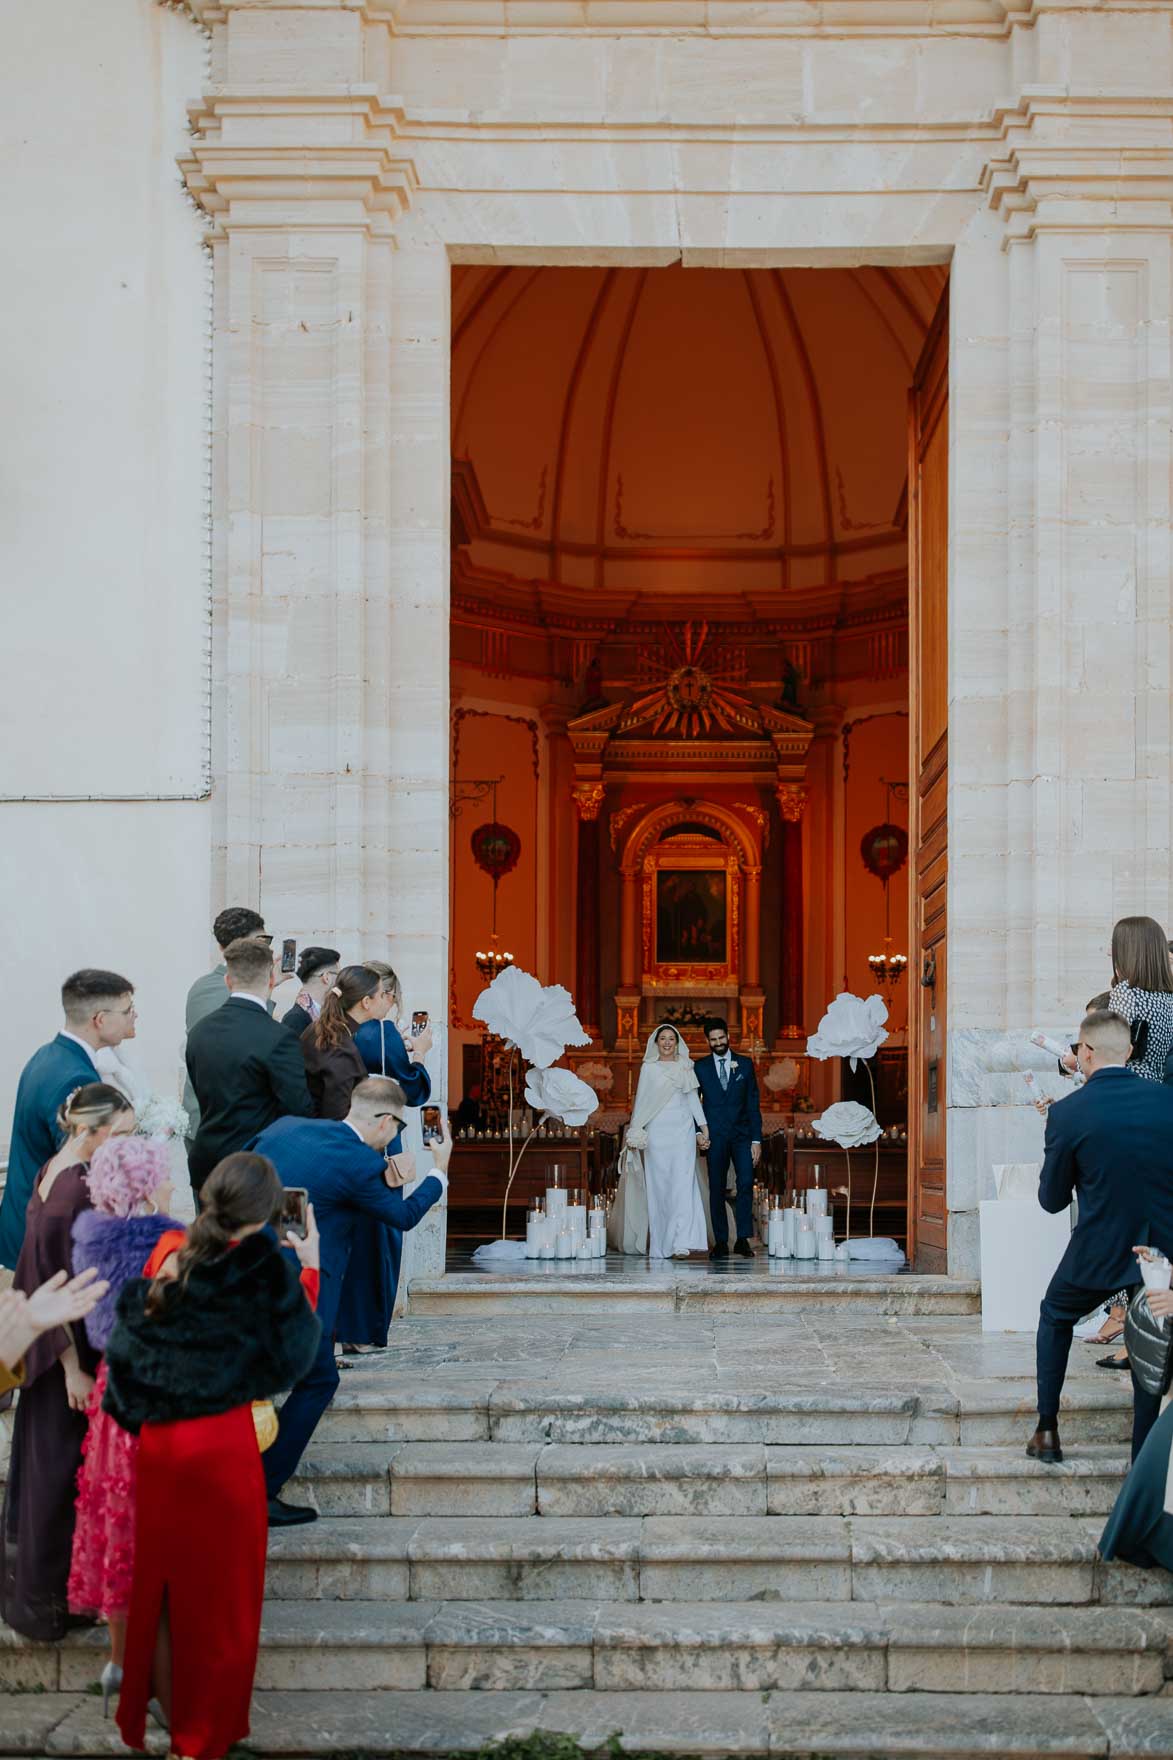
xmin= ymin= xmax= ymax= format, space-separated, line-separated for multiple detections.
xmin=907 ymin=287 xmax=949 ymax=1273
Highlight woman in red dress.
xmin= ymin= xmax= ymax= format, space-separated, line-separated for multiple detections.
xmin=103 ymin=1152 xmax=320 ymax=1760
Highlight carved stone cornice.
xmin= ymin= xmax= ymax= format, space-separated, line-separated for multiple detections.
xmin=180 ymin=90 xmax=417 ymax=237
xmin=984 ymin=92 xmax=1173 ymax=247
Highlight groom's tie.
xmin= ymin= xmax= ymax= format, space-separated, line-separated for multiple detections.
xmin=719 ymin=1057 xmax=729 ymax=1090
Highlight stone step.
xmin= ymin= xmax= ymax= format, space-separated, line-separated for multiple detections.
xmin=407 ymin=1272 xmax=981 ymax=1317
xmin=18 ymin=1600 xmax=1170 ymax=1699
xmin=13 ymin=1688 xmax=1173 ymax=1757
xmin=262 ymin=1514 xmax=1173 ymax=1608
xmin=317 ymin=1378 xmax=1132 ymax=1447
xmin=288 ymin=1439 xmax=1129 ymax=1521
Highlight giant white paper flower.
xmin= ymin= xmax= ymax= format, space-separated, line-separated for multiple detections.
xmin=576 ymin=1059 xmax=615 ymax=1094
xmin=764 ymin=1058 xmax=800 ymax=1094
xmin=811 ymin=1100 xmax=883 ymax=1150
xmin=525 ymin=1065 xmax=599 ymax=1127
xmin=472 ymin=965 xmax=591 ymax=1069
xmin=807 ymin=992 xmax=889 ymax=1070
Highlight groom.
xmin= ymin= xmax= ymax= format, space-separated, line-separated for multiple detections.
xmin=696 ymin=1018 xmax=762 ymax=1259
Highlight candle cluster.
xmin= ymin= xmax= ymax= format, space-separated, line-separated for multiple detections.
xmin=525 ymin=1180 xmax=608 ymax=1261
xmin=756 ymin=1168 xmax=837 ymax=1261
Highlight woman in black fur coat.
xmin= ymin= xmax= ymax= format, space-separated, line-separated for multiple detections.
xmin=103 ymin=1152 xmax=321 ymax=1760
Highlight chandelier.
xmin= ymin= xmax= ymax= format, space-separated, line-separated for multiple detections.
xmin=867 ymin=940 xmax=908 ymax=990
xmin=475 ymin=943 xmax=515 ymax=983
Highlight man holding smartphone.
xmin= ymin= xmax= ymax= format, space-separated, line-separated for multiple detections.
xmin=247 ymin=1077 xmax=451 ymax=1526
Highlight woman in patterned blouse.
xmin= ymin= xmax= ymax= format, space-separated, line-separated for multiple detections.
xmin=1107 ymin=915 xmax=1173 ymax=1083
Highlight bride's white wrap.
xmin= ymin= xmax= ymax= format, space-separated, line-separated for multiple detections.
xmin=608 ymin=1028 xmax=733 ymax=1254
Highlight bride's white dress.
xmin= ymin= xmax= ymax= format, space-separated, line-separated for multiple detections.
xmin=644 ymin=1086 xmax=709 ymax=1259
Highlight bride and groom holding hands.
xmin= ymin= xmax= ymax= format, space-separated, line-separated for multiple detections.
xmin=618 ymin=1018 xmax=763 ymax=1260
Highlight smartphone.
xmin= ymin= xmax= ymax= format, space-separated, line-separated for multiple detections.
xmin=281 ymin=1186 xmax=308 ymax=1239
xmin=281 ymin=938 xmax=297 ymax=975
xmin=421 ymin=1105 xmax=443 ymax=1145
xmin=412 ymin=1010 xmax=429 ymax=1037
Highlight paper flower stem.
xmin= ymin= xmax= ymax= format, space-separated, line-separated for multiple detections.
xmin=865 ymin=1061 xmax=880 ymax=1237
xmin=499 ymin=1047 xmax=518 ymax=1240
xmin=844 ymin=1147 xmax=852 ymax=1242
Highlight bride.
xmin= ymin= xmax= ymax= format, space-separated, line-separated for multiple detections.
xmin=625 ymin=1025 xmax=710 ymax=1259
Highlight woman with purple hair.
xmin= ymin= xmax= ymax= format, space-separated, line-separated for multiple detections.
xmin=67 ymin=1136 xmax=179 ymax=1715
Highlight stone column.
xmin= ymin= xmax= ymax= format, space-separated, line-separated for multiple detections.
xmin=945 ymin=38 xmax=1173 ymax=1275
xmin=775 ymin=786 xmax=807 ymax=1042
xmin=572 ymin=783 xmax=605 ymax=1039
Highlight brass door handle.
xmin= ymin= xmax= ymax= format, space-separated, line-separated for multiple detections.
xmin=920 ymin=948 xmax=937 ymax=989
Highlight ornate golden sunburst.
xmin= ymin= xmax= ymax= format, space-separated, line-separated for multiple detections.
xmin=624 ymin=622 xmax=756 ymax=739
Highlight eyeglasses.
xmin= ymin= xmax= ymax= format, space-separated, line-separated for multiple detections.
xmin=373 ymin=1112 xmax=408 ymax=1133
xmin=100 ymin=1002 xmax=137 ymax=1018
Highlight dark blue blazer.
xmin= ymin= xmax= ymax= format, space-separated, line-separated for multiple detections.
xmin=694 ymin=1052 xmax=763 ymax=1145
xmin=1039 ymin=1065 xmax=1173 ymax=1290
xmin=248 ymin=1116 xmax=443 ymax=1336
xmin=353 ymin=1020 xmax=431 ymax=1155
xmin=0 ymin=1035 xmax=99 ymax=1269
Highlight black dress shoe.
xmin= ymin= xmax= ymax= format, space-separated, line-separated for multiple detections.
xmin=709 ymin=1242 xmax=729 ymax=1260
xmin=1025 ymin=1425 xmax=1064 ymax=1465
xmin=734 ymin=1237 xmax=754 ymax=1258
xmin=267 ymin=1497 xmax=318 ymax=1527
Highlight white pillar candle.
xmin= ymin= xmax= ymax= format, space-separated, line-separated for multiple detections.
xmin=555 ymin=1227 xmax=573 ymax=1260
xmin=796 ymin=1220 xmax=817 ymax=1260
xmin=815 ymin=1213 xmax=834 ymax=1238
xmin=817 ymin=1232 xmax=835 ymax=1260
xmin=539 ymin=1226 xmax=555 ymax=1260
xmin=546 ymin=1186 xmax=568 ymax=1220
xmin=566 ymin=1201 xmax=587 ymax=1255
xmin=525 ymin=1212 xmax=543 ymax=1257
xmin=783 ymin=1208 xmax=802 ymax=1257
xmin=806 ymin=1188 xmax=828 ymax=1224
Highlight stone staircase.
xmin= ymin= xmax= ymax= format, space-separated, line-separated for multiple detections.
xmin=3 ymin=1296 xmax=1173 ymax=1756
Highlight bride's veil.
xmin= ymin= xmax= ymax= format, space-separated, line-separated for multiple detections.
xmin=642 ymin=1023 xmax=690 ymax=1065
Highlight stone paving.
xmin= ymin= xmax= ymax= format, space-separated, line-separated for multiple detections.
xmin=2 ymin=1291 xmax=1171 ymax=1756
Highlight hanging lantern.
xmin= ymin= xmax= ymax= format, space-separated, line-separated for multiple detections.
xmin=860 ymin=822 xmax=908 ymax=881
xmin=470 ymin=820 xmax=522 ymax=880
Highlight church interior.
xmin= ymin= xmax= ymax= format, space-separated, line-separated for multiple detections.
xmin=448 ymin=263 xmax=948 ymax=1252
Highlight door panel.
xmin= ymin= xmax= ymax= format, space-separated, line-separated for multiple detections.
xmin=907 ymin=286 xmax=949 ymax=1274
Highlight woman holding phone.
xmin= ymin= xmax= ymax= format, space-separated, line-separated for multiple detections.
xmin=103 ymin=1152 xmax=320 ymax=1760
xmin=299 ymin=964 xmax=391 ymax=1119
xmin=342 ymin=961 xmax=434 ymax=1350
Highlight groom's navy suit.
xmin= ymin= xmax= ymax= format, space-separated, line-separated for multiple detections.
xmin=695 ymin=1052 xmax=763 ymax=1245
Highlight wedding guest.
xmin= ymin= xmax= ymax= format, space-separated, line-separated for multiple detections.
xmin=67 ymin=1137 xmax=180 ymax=1715
xmin=0 ymin=1271 xmax=110 ymax=1393
xmin=1107 ymin=915 xmax=1173 ymax=1082
xmin=0 ymin=1084 xmax=134 ymax=1640
xmin=104 ymin=1152 xmax=320 ymax=1760
xmin=249 ymin=1080 xmax=449 ymax=1523
xmin=0 ymin=970 xmax=137 ymax=1269
xmin=300 ymin=964 xmax=391 ymax=1119
xmin=281 ymin=947 xmax=341 ymax=1038
xmin=1027 ymin=1010 xmax=1173 ymax=1467
xmin=340 ymin=960 xmax=434 ymax=1349
xmin=1098 ymin=1271 xmax=1173 ymax=1569
xmin=182 ymin=907 xmax=270 ymax=1147
xmin=185 ymin=938 xmax=313 ymax=1197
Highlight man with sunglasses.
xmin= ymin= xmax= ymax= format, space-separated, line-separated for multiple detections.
xmin=1029 ymin=1009 xmax=1173 ymax=1468
xmin=247 ymin=1076 xmax=450 ymax=1526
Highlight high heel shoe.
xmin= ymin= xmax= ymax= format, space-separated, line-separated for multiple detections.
xmin=99 ymin=1661 xmax=122 ymax=1719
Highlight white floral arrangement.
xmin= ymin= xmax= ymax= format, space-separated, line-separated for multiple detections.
xmin=807 ymin=992 xmax=890 ymax=1245
xmin=811 ymin=1099 xmax=882 ymax=1150
xmin=135 ymin=1095 xmax=190 ymax=1141
xmin=525 ymin=1066 xmax=599 ymax=1127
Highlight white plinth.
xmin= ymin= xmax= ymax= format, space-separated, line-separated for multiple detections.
xmin=979 ymin=1199 xmax=1072 ymax=1333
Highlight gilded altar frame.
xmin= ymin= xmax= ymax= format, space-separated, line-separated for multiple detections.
xmin=640 ymin=837 xmax=741 ymax=989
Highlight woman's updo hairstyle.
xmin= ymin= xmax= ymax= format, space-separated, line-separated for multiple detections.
xmin=57 ymin=1083 xmax=133 ymax=1137
xmin=311 ymin=963 xmax=380 ymax=1052
xmin=145 ymin=1151 xmax=282 ymax=1318
xmin=86 ymin=1135 xmax=168 ymax=1217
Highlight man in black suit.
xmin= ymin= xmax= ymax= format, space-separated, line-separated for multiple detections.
xmin=1030 ymin=1009 xmax=1173 ymax=1465
xmin=185 ymin=937 xmax=314 ymax=1196
xmin=694 ymin=1017 xmax=763 ymax=1259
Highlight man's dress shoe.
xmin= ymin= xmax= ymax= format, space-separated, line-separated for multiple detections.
xmin=1025 ymin=1425 xmax=1064 ymax=1465
xmin=709 ymin=1242 xmax=729 ymax=1260
xmin=268 ymin=1497 xmax=318 ymax=1527
xmin=734 ymin=1238 xmax=754 ymax=1258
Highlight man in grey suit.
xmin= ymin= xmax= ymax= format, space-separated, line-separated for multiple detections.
xmin=183 ymin=906 xmax=271 ymax=1146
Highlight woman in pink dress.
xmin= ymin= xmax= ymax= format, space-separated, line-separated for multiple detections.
xmin=67 ymin=1136 xmax=179 ymax=1715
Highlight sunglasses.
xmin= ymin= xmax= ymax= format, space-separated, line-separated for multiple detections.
xmin=373 ymin=1111 xmax=408 ymax=1133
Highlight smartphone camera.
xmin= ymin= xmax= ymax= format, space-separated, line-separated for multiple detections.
xmin=412 ymin=1010 xmax=429 ymax=1038
xmin=281 ymin=938 xmax=298 ymax=975
xmin=421 ymin=1105 xmax=443 ymax=1145
xmin=280 ymin=1186 xmax=309 ymax=1239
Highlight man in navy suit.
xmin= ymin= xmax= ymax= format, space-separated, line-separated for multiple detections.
xmin=249 ymin=1076 xmax=449 ymax=1525
xmin=1030 ymin=1009 xmax=1173 ymax=1466
xmin=695 ymin=1017 xmax=763 ymax=1259
xmin=0 ymin=968 xmax=136 ymax=1269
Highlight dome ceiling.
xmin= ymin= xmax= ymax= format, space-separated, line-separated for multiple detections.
xmin=451 ymin=263 xmax=945 ymax=608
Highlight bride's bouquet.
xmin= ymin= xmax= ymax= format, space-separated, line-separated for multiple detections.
xmin=135 ymin=1094 xmax=190 ymax=1141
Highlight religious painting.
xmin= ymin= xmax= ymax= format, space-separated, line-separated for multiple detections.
xmin=655 ymin=868 xmax=728 ymax=964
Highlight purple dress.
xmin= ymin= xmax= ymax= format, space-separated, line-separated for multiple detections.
xmin=0 ymin=1162 xmax=99 ymax=1639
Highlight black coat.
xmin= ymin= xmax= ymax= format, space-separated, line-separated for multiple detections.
xmin=185 ymin=995 xmax=314 ymax=1190
xmin=281 ymin=1002 xmax=313 ymax=1038
xmin=1040 ymin=1065 xmax=1173 ymax=1290
xmin=103 ymin=1232 xmax=321 ymax=1434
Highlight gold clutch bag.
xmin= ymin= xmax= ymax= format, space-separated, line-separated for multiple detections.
xmin=252 ymin=1399 xmax=278 ymax=1452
